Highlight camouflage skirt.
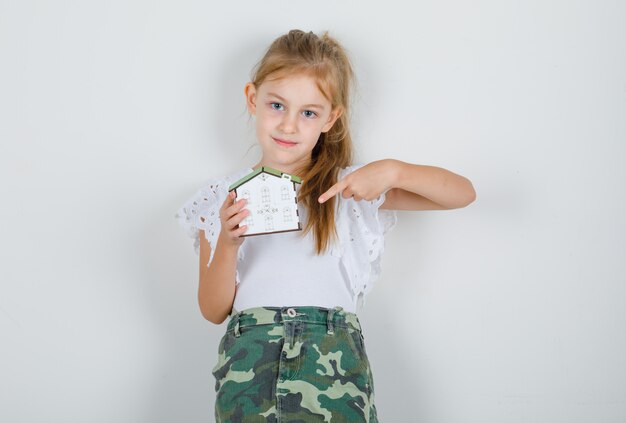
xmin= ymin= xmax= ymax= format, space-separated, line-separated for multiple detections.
xmin=211 ymin=306 xmax=378 ymax=422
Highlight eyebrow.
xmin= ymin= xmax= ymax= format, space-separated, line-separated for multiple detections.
xmin=267 ymin=92 xmax=326 ymax=110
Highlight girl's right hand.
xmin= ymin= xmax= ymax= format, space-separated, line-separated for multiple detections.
xmin=218 ymin=190 xmax=249 ymax=247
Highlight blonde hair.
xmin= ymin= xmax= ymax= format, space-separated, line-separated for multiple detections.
xmin=248 ymin=29 xmax=356 ymax=254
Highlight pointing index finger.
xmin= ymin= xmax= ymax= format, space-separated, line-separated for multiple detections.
xmin=318 ymin=181 xmax=344 ymax=203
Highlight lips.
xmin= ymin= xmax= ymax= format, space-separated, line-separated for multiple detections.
xmin=273 ymin=137 xmax=297 ymax=147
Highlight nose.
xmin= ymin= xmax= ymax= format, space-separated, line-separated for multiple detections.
xmin=278 ymin=111 xmax=298 ymax=134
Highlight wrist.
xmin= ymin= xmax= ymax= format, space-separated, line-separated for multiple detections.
xmin=385 ymin=158 xmax=404 ymax=189
xmin=217 ymin=231 xmax=242 ymax=252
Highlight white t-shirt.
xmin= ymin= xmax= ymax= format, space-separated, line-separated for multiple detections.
xmin=174 ymin=164 xmax=397 ymax=314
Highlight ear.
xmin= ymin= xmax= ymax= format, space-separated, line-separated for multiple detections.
xmin=321 ymin=106 xmax=343 ymax=133
xmin=244 ymin=82 xmax=257 ymax=116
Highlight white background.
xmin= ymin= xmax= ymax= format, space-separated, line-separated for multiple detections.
xmin=1 ymin=1 xmax=624 ymax=422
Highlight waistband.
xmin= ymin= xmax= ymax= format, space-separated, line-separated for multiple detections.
xmin=226 ymin=306 xmax=362 ymax=337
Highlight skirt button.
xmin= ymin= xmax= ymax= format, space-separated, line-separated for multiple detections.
xmin=287 ymin=308 xmax=297 ymax=317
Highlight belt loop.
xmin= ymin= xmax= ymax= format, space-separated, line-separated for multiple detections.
xmin=327 ymin=307 xmax=336 ymax=335
xmin=233 ymin=312 xmax=241 ymax=337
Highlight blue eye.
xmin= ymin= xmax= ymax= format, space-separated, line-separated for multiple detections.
xmin=269 ymin=102 xmax=317 ymax=118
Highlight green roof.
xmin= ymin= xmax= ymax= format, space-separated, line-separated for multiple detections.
xmin=228 ymin=166 xmax=302 ymax=191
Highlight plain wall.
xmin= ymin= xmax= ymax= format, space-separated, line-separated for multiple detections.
xmin=1 ymin=0 xmax=624 ymax=422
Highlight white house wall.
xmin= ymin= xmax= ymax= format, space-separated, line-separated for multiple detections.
xmin=235 ymin=173 xmax=300 ymax=235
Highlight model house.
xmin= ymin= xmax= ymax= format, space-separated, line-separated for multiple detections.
xmin=228 ymin=167 xmax=302 ymax=236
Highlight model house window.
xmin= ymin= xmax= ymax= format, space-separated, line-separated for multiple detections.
xmin=261 ymin=186 xmax=270 ymax=203
xmin=264 ymin=214 xmax=274 ymax=231
xmin=244 ymin=214 xmax=254 ymax=226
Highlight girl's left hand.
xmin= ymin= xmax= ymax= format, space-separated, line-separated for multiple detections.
xmin=318 ymin=159 xmax=397 ymax=203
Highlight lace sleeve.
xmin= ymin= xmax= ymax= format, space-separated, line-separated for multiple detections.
xmin=331 ymin=163 xmax=398 ymax=310
xmin=174 ymin=179 xmax=225 ymax=259
xmin=174 ymin=177 xmax=244 ymax=284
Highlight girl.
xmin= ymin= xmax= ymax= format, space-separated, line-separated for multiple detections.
xmin=175 ymin=29 xmax=475 ymax=423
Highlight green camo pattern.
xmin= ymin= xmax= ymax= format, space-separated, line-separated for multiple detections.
xmin=211 ymin=306 xmax=378 ymax=422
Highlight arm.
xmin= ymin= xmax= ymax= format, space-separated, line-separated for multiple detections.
xmin=380 ymin=159 xmax=476 ymax=210
xmin=318 ymin=159 xmax=476 ymax=211
xmin=198 ymin=231 xmax=239 ymax=324
xmin=198 ymin=191 xmax=249 ymax=324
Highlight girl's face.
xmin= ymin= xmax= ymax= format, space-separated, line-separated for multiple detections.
xmin=245 ymin=73 xmax=342 ymax=175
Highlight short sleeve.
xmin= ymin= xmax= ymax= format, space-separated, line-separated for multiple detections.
xmin=174 ymin=179 xmax=225 ymax=259
xmin=331 ymin=163 xmax=398 ymax=311
xmin=174 ymin=169 xmax=251 ymax=284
